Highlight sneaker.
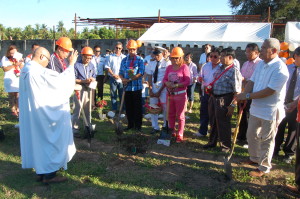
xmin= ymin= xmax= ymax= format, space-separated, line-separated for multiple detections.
xmin=120 ymin=114 xmax=126 ymax=118
xmin=195 ymin=132 xmax=206 ymax=137
xmin=243 ymin=144 xmax=249 ymax=149
xmin=107 ymin=111 xmax=115 ymax=118
xmin=158 ymin=114 xmax=164 ymax=119
xmin=144 ymin=114 xmax=151 ymax=119
xmin=283 ymin=155 xmax=293 ymax=164
xmin=14 ymin=123 xmax=19 ymax=128
xmin=185 ymin=115 xmax=190 ymax=120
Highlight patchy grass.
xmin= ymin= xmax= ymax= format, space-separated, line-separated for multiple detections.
xmin=0 ymin=70 xmax=298 ymax=199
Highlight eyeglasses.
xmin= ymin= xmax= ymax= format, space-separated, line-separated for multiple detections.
xmin=210 ymin=55 xmax=219 ymax=59
xmin=42 ymin=54 xmax=50 ymax=62
xmin=115 ymin=47 xmax=122 ymax=50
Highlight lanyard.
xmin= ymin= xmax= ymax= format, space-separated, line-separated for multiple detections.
xmin=128 ymin=55 xmax=136 ymax=69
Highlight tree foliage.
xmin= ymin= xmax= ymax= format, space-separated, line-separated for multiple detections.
xmin=228 ymin=0 xmax=300 ymax=21
xmin=0 ymin=21 xmax=146 ymax=40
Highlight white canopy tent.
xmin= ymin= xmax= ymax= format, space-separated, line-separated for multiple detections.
xmin=285 ymin=22 xmax=300 ymax=47
xmin=138 ymin=23 xmax=271 ymax=49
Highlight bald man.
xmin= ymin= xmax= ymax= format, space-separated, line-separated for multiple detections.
xmin=19 ymin=47 xmax=78 ymax=184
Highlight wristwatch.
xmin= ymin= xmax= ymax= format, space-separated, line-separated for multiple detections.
xmin=246 ymin=93 xmax=251 ymax=100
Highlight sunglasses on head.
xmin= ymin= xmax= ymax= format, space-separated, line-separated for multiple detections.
xmin=210 ymin=55 xmax=218 ymax=59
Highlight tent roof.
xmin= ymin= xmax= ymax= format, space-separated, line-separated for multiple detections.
xmin=285 ymin=22 xmax=300 ymax=46
xmin=138 ymin=23 xmax=271 ymax=49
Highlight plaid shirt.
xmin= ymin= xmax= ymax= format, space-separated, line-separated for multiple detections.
xmin=119 ymin=55 xmax=145 ymax=91
xmin=212 ymin=64 xmax=242 ymax=95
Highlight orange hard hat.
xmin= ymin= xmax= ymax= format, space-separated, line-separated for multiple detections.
xmin=126 ymin=40 xmax=138 ymax=49
xmin=81 ymin=47 xmax=94 ymax=55
xmin=286 ymin=57 xmax=295 ymax=65
xmin=280 ymin=42 xmax=289 ymax=51
xmin=136 ymin=40 xmax=142 ymax=48
xmin=279 ymin=51 xmax=289 ymax=58
xmin=56 ymin=37 xmax=74 ymax=52
xmin=170 ymin=47 xmax=184 ymax=58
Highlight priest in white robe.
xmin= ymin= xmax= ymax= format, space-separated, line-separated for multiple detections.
xmin=19 ymin=47 xmax=78 ymax=184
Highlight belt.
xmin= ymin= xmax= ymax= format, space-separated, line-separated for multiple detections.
xmin=170 ymin=90 xmax=186 ymax=95
xmin=212 ymin=93 xmax=233 ymax=98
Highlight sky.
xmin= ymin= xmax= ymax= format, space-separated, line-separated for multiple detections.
xmin=0 ymin=0 xmax=232 ymax=32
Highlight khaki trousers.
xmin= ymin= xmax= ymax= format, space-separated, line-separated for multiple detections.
xmin=247 ymin=114 xmax=279 ymax=172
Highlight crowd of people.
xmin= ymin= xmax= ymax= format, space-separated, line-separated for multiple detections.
xmin=1 ymin=37 xmax=300 ymax=195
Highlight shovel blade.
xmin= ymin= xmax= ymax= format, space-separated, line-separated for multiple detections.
xmin=115 ymin=121 xmax=124 ymax=135
xmin=224 ymin=156 xmax=232 ymax=180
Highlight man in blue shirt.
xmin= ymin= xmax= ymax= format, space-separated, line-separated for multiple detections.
xmin=119 ymin=40 xmax=145 ymax=132
xmin=72 ymin=47 xmax=96 ymax=137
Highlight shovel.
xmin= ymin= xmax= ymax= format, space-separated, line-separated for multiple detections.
xmin=115 ymin=85 xmax=127 ymax=135
xmin=224 ymin=101 xmax=247 ymax=180
xmin=158 ymin=93 xmax=171 ymax=145
xmin=75 ymin=89 xmax=93 ymax=148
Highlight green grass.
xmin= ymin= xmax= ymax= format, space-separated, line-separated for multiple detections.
xmin=0 ymin=70 xmax=297 ymax=199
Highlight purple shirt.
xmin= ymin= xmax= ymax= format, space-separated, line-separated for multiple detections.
xmin=240 ymin=57 xmax=261 ymax=80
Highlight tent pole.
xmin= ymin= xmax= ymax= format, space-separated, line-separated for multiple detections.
xmin=158 ymin=9 xmax=161 ymax=23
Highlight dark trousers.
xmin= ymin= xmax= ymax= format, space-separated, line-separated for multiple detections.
xmin=274 ymin=109 xmax=297 ymax=156
xmin=124 ymin=90 xmax=143 ymax=129
xmin=96 ymin=75 xmax=105 ymax=100
xmin=207 ymin=94 xmax=234 ymax=149
xmin=199 ymin=93 xmax=210 ymax=135
xmin=295 ymin=123 xmax=300 ymax=187
xmin=207 ymin=95 xmax=217 ymax=145
xmin=237 ymin=100 xmax=252 ymax=141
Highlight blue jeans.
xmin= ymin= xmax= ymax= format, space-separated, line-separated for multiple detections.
xmin=109 ymin=77 xmax=124 ymax=111
xmin=199 ymin=92 xmax=210 ymax=135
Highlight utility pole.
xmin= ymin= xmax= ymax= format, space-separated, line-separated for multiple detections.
xmin=74 ymin=13 xmax=77 ymax=39
xmin=158 ymin=9 xmax=161 ymax=23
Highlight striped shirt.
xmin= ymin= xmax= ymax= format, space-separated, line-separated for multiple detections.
xmin=212 ymin=65 xmax=242 ymax=95
xmin=119 ymin=55 xmax=145 ymax=91
xmin=47 ymin=53 xmax=69 ymax=74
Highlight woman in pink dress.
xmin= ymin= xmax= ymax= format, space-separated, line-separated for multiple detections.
xmin=163 ymin=47 xmax=190 ymax=142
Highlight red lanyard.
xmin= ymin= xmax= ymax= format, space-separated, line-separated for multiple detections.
xmin=129 ymin=55 xmax=136 ymax=69
xmin=54 ymin=52 xmax=67 ymax=70
xmin=210 ymin=63 xmax=234 ymax=85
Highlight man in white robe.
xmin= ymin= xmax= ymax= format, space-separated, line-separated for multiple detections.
xmin=19 ymin=47 xmax=78 ymax=183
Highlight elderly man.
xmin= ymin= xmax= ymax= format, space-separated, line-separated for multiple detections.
xmin=19 ymin=47 xmax=78 ymax=183
xmin=237 ymin=38 xmax=289 ymax=177
xmin=274 ymin=47 xmax=300 ymax=163
xmin=119 ymin=40 xmax=145 ymax=132
xmin=72 ymin=47 xmax=96 ymax=137
xmin=146 ymin=48 xmax=171 ymax=134
xmin=203 ymin=48 xmax=242 ymax=152
xmin=47 ymin=37 xmax=74 ymax=73
xmin=105 ymin=42 xmax=126 ymax=118
xmin=197 ymin=48 xmax=222 ymax=137
xmin=237 ymin=43 xmax=261 ymax=144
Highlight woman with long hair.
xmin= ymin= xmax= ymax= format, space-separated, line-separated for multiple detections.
xmin=0 ymin=45 xmax=24 ymax=116
xmin=163 ymin=47 xmax=190 ymax=143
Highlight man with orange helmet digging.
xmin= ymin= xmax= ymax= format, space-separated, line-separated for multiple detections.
xmin=72 ymin=47 xmax=96 ymax=138
xmin=119 ymin=40 xmax=145 ymax=132
xmin=47 ymin=37 xmax=74 ymax=73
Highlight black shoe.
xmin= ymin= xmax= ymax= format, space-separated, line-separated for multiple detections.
xmin=202 ymin=143 xmax=216 ymax=149
xmin=73 ymin=133 xmax=81 ymax=138
xmin=151 ymin=129 xmax=160 ymax=134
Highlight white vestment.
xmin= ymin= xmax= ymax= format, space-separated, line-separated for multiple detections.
xmin=19 ymin=60 xmax=76 ymax=174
